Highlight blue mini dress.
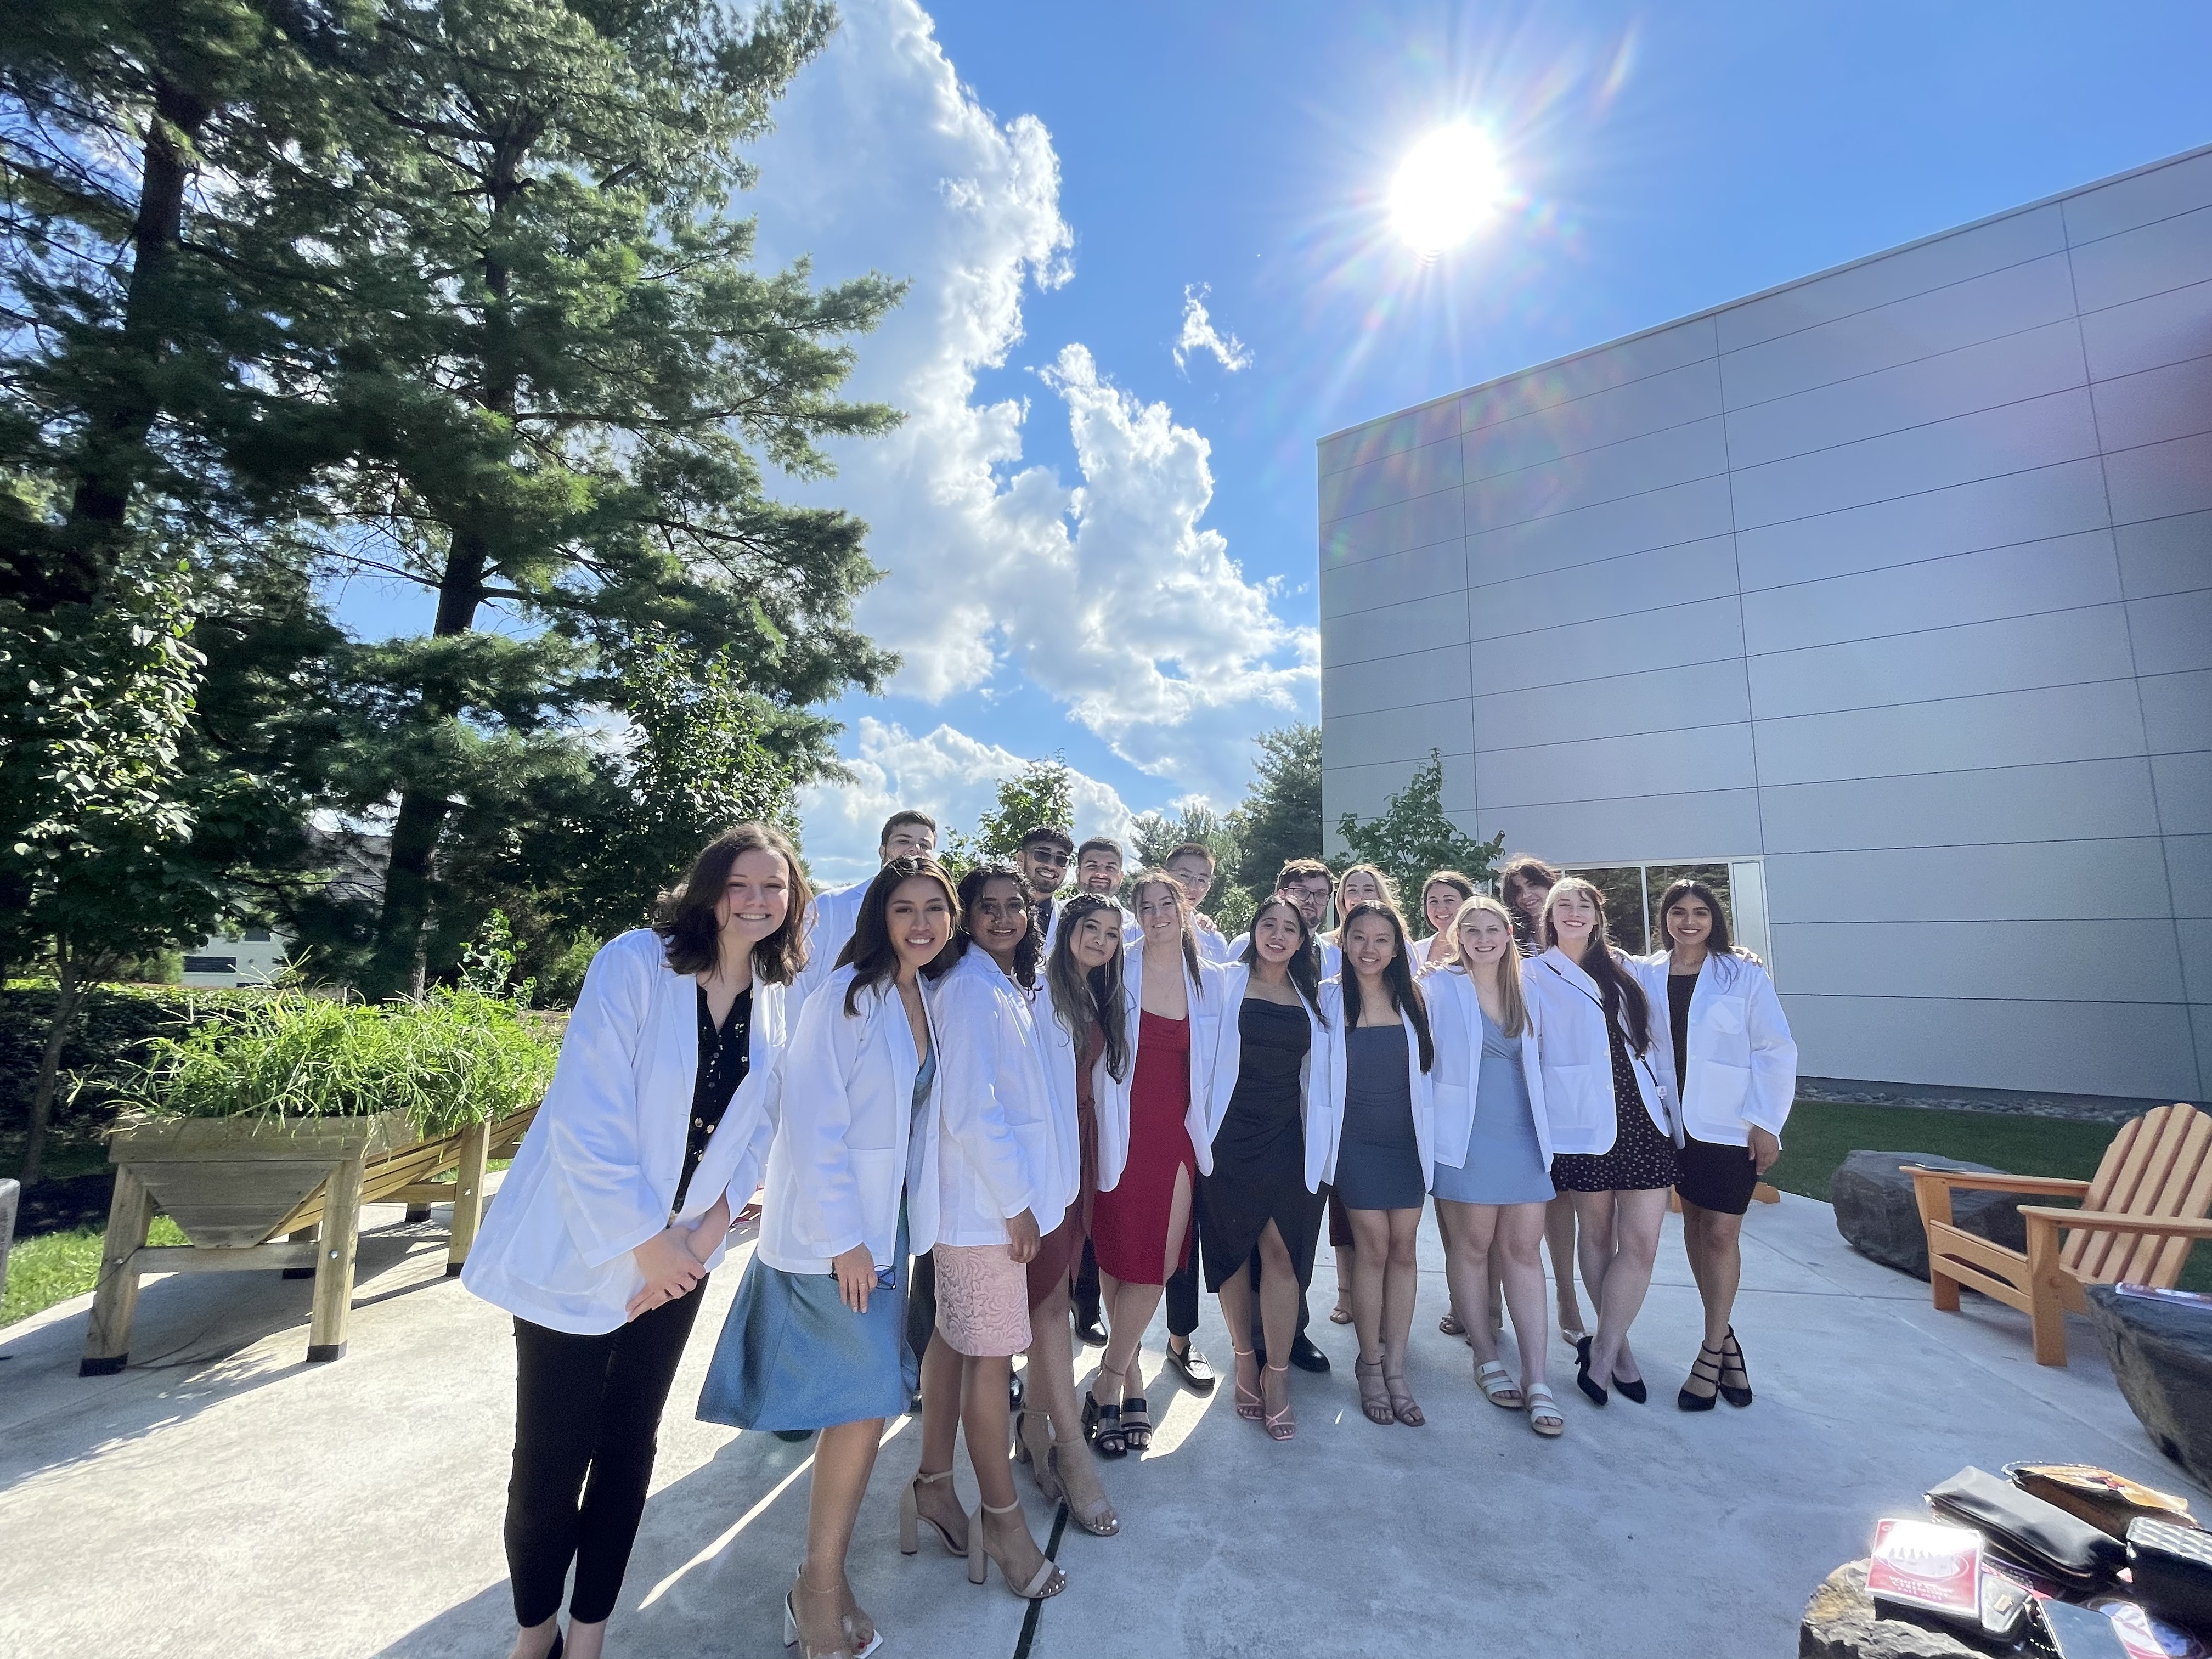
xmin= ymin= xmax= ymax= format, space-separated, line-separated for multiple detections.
xmin=1430 ymin=1007 xmax=1555 ymax=1206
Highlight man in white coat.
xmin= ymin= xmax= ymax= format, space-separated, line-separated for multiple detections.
xmin=789 ymin=810 xmax=938 ymax=1019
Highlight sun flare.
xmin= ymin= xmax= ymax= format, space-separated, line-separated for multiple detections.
xmin=1389 ymin=125 xmax=1507 ymax=255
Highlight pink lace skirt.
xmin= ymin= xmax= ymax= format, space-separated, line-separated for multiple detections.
xmin=932 ymin=1242 xmax=1033 ymax=1357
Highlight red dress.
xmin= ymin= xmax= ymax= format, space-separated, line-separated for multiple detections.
xmin=1091 ymin=1010 xmax=1195 ymax=1287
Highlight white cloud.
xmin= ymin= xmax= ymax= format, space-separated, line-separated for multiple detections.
xmin=797 ymin=718 xmax=1133 ymax=883
xmin=1172 ymin=283 xmax=1253 ymax=374
xmin=744 ymin=0 xmax=1315 ymax=810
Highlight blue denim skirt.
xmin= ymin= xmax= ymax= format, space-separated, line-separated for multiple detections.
xmin=696 ymin=1214 xmax=915 ymax=1432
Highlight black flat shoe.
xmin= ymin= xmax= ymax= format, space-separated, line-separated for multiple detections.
xmin=1678 ymin=1344 xmax=1724 ymax=1413
xmin=771 ymin=1428 xmax=815 ymax=1443
xmin=1718 ymin=1327 xmax=1753 ymax=1408
xmin=1073 ymin=1311 xmax=1109 ymax=1348
xmin=1165 ymin=1340 xmax=1217 ymax=1394
xmin=1288 ymin=1333 xmax=1331 ymax=1374
xmin=1574 ymin=1335 xmax=1607 ymax=1407
xmin=1611 ymin=1373 xmax=1648 ymax=1405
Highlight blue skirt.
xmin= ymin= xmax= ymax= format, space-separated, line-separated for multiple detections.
xmin=696 ymin=1216 xmax=915 ymax=1433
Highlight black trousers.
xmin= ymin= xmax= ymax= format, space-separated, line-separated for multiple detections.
xmin=505 ymin=1280 xmax=706 ymax=1627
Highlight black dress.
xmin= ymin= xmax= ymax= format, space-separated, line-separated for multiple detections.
xmin=1549 ymin=1016 xmax=1678 ymax=1194
xmin=1198 ymin=999 xmax=1323 ymax=1292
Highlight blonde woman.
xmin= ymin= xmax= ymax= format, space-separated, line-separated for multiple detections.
xmin=1525 ymin=878 xmax=1676 ymax=1410
xmin=1425 ymin=896 xmax=1562 ymax=1436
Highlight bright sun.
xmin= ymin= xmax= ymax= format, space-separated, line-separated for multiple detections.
xmin=1389 ymin=125 xmax=1507 ymax=255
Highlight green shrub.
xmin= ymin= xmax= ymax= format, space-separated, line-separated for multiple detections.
xmin=120 ymin=988 xmax=558 ymax=1137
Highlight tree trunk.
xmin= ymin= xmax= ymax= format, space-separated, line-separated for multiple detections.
xmin=21 ymin=943 xmax=86 ymax=1188
xmin=42 ymin=78 xmax=215 ymax=609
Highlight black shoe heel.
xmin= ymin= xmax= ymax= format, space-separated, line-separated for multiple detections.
xmin=1574 ymin=1335 xmax=1607 ymax=1407
xmin=1718 ymin=1327 xmax=1753 ymax=1407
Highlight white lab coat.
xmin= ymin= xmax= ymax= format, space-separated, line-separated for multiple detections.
xmin=1201 ymin=963 xmax=1338 ymax=1192
xmin=1630 ymin=950 xmax=1797 ymax=1146
xmin=1098 ymin=937 xmax=1230 ymax=1187
xmin=789 ymin=878 xmax=871 ymax=1020
xmin=1316 ymin=975 xmax=1437 ymax=1192
xmin=1423 ymin=966 xmax=1554 ymax=1172
xmin=757 ymin=966 xmax=941 ymax=1276
xmin=930 ymin=949 xmax=1060 ymax=1244
xmin=1522 ymin=947 xmax=1675 ymax=1156
xmin=462 ymin=928 xmax=786 ymax=1335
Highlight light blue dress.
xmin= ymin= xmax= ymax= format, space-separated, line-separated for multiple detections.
xmin=1430 ymin=1007 xmax=1555 ymax=1206
xmin=696 ymin=1048 xmax=934 ymax=1430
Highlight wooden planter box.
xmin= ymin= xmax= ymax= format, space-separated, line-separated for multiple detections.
xmin=79 ymin=1104 xmax=537 ymax=1376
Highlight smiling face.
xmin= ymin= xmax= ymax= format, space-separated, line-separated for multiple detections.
xmin=1076 ymin=847 xmax=1124 ymax=896
xmin=1664 ymin=894 xmax=1714 ymax=953
xmin=1338 ymin=868 xmax=1384 ymax=911
xmin=1250 ymin=898 xmax=1305 ymax=968
xmin=1165 ymin=850 xmax=1214 ymax=908
xmin=1507 ymin=872 xmax=1553 ymax=925
xmin=1344 ymin=911 xmax=1400 ymax=980
xmin=1547 ymin=883 xmax=1600 ymax=949
xmin=1068 ymin=908 xmax=1122 ymax=972
xmin=1134 ymin=878 xmax=1184 ymax=947
xmin=1283 ymin=874 xmax=1331 ymax=929
xmin=715 ymin=847 xmax=792 ymax=947
xmin=1018 ymin=840 xmax=1070 ymax=898
xmin=885 ymin=875 xmax=953 ymax=974
xmin=1455 ymin=904 xmax=1514 ymax=972
xmin=881 ymin=820 xmax=936 ymax=862
xmin=1424 ymin=881 xmax=1465 ymax=935
xmin=967 ymin=875 xmax=1030 ymax=969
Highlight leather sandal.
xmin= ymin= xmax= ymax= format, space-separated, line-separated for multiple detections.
xmin=1355 ymin=1355 xmax=1395 ymax=1425
xmin=1525 ymin=1383 xmax=1565 ymax=1437
xmin=1262 ymin=1362 xmax=1296 ymax=1441
xmin=1231 ymin=1345 xmax=1262 ymax=1421
xmin=1474 ymin=1359 xmax=1523 ymax=1409
xmin=899 ymin=1466 xmax=965 ymax=1556
xmin=967 ymin=1497 xmax=1067 ymax=1599
xmin=1384 ymin=1369 xmax=1425 ymax=1427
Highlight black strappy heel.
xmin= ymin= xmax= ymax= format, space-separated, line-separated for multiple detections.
xmin=1678 ymin=1344 xmax=1724 ymax=1412
xmin=1718 ymin=1327 xmax=1753 ymax=1407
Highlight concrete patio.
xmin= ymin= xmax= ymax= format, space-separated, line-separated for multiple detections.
xmin=2 ymin=1190 xmax=2198 ymax=1659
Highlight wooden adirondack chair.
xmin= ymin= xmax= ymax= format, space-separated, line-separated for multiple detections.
xmin=1906 ymin=1103 xmax=2212 ymax=1366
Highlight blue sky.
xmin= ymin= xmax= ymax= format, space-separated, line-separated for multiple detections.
xmin=329 ymin=1 xmax=2212 ymax=881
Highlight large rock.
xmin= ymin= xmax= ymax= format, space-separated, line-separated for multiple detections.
xmin=1801 ymin=1560 xmax=1987 ymax=1658
xmin=2086 ymin=1284 xmax=2212 ymax=1492
xmin=1830 ymin=1151 xmax=2028 ymax=1281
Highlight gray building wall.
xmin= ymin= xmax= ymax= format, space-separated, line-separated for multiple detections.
xmin=1317 ymin=144 xmax=2212 ymax=1103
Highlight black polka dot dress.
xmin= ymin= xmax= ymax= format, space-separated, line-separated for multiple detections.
xmin=1549 ymin=1018 xmax=1679 ymax=1194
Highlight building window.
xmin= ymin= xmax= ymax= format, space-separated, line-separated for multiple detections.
xmin=1556 ymin=858 xmax=1773 ymax=969
xmin=241 ymin=926 xmax=272 ymax=942
xmin=183 ymin=956 xmax=238 ymax=975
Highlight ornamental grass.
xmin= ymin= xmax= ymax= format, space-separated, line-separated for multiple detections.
xmin=120 ymin=989 xmax=558 ymax=1138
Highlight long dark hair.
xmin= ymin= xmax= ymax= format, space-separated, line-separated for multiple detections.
xmin=1653 ymin=878 xmax=1736 ymax=956
xmin=1044 ymin=894 xmax=1131 ymax=1081
xmin=1239 ymin=894 xmax=1328 ymax=1028
xmin=841 ymin=856 xmax=961 ymax=1017
xmin=1541 ymin=876 xmax=1652 ymax=1053
xmin=1336 ymin=901 xmax=1433 ymax=1072
xmin=652 ymin=823 xmax=811 ymax=983
xmin=1128 ymin=870 xmax=1203 ymax=984
xmin=949 ymin=864 xmax=1041 ymax=988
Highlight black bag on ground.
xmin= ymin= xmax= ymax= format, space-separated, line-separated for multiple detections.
xmin=2126 ymin=1518 xmax=2212 ymax=1633
xmin=1925 ymin=1466 xmax=2126 ymax=1588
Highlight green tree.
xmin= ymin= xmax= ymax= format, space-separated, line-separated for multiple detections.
xmin=287 ymin=0 xmax=903 ymax=996
xmin=1334 ymin=749 xmax=1503 ymax=907
xmin=1228 ymin=722 xmax=1322 ymax=894
xmin=0 ymin=559 xmax=229 ymax=1181
xmin=1130 ymin=801 xmax=1252 ymax=932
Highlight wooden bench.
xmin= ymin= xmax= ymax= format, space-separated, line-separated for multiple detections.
xmin=1907 ymin=1103 xmax=2212 ymax=1367
xmin=81 ymin=1104 xmax=537 ymax=1376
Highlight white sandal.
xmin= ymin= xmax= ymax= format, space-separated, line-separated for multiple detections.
xmin=1474 ymin=1359 xmax=1523 ymax=1409
xmin=1526 ymin=1384 xmax=1565 ymax=1437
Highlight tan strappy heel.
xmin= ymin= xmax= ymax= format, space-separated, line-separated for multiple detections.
xmin=967 ymin=1497 xmax=1068 ymax=1599
xmin=899 ymin=1467 xmax=964 ymax=1557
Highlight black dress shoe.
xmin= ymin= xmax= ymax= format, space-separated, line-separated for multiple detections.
xmin=1288 ymin=1333 xmax=1331 ymax=1374
xmin=1073 ymin=1310 xmax=1109 ymax=1348
xmin=1575 ymin=1335 xmax=1607 ymax=1407
xmin=1165 ymin=1340 xmax=1217 ymax=1394
xmin=1611 ymin=1373 xmax=1648 ymax=1405
xmin=771 ymin=1427 xmax=815 ymax=1443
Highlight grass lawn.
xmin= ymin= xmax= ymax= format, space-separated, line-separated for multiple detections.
xmin=1769 ymin=1100 xmax=2212 ymax=1293
xmin=3 ymin=1216 xmax=188 ymax=1328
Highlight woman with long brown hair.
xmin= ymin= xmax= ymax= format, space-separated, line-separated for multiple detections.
xmin=1319 ymin=900 xmax=1435 ymax=1428
xmin=464 ymin=824 xmax=806 ymax=1659
xmin=696 ymin=855 xmax=955 ymax=1657
xmin=1017 ymin=893 xmax=1127 ymax=1535
xmin=1088 ymin=871 xmax=1222 ymax=1457
xmin=1497 ymin=853 xmax=1587 ymax=1351
xmin=1199 ymin=894 xmax=1335 ymax=1441
xmin=905 ymin=865 xmax=1066 ymax=1602
xmin=1525 ymin=877 xmax=1677 ymax=1411
xmin=1408 ymin=870 xmax=1477 ymax=970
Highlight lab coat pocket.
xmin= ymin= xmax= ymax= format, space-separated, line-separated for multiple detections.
xmin=1704 ymin=996 xmax=1746 ymax=1037
xmin=1686 ymin=1058 xmax=1751 ymax=1137
xmin=847 ymin=1146 xmax=901 ymax=1260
